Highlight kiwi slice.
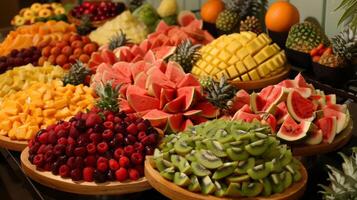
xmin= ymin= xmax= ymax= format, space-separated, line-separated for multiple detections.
xmin=245 ymin=139 xmax=269 ymax=156
xmin=270 ymin=174 xmax=284 ymax=194
xmin=261 ymin=178 xmax=272 ymax=196
xmin=174 ymin=139 xmax=193 ymax=155
xmin=214 ymin=129 xmax=235 ymax=143
xmin=173 ymin=172 xmax=191 ymax=187
xmin=191 ymin=161 xmax=211 ymax=177
xmin=279 ymin=149 xmax=293 ymax=166
xmin=201 ymin=176 xmax=216 ymax=195
xmin=247 ymin=162 xmax=273 ymax=180
xmin=250 ymin=132 xmax=268 ymax=141
xmin=241 ymin=182 xmax=263 ymax=197
xmin=188 ymin=175 xmax=201 ymax=192
xmin=195 ymin=149 xmax=223 ymax=169
xmin=225 ymin=182 xmax=242 ymax=197
xmin=226 ymin=174 xmax=250 ymax=183
xmin=153 ymin=148 xmax=162 ymax=159
xmin=195 ymin=141 xmax=206 ymax=150
xmin=155 ymin=158 xmax=174 ymax=172
xmin=212 ymin=162 xmax=238 ymax=180
xmin=269 ymin=158 xmax=283 ymax=173
xmin=280 ymin=171 xmax=293 ymax=189
xmin=160 ymin=167 xmax=176 ymax=181
xmin=235 ymin=158 xmax=255 ymax=174
xmin=185 ymin=150 xmax=197 ymax=162
xmin=233 ymin=132 xmax=253 ymax=142
xmin=223 ymin=140 xmax=247 ymax=149
xmin=205 ymin=140 xmax=227 ymax=157
xmin=226 ymin=147 xmax=249 ymax=161
xmin=171 ymin=155 xmax=192 ymax=174
xmin=293 ymin=169 xmax=302 ymax=182
xmin=214 ymin=181 xmax=227 ymax=197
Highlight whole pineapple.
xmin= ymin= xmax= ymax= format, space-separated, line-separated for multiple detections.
xmin=233 ymin=0 xmax=262 ymax=20
xmin=286 ymin=22 xmax=330 ymax=53
xmin=240 ymin=16 xmax=263 ymax=34
xmin=108 ymin=30 xmax=130 ymax=51
xmin=63 ymin=61 xmax=91 ymax=86
xmin=169 ymin=40 xmax=201 ymax=73
xmin=216 ymin=0 xmax=241 ymax=33
xmin=320 ymin=148 xmax=357 ymax=199
xmin=76 ymin=15 xmax=95 ymax=36
xmin=96 ymin=82 xmax=121 ymax=113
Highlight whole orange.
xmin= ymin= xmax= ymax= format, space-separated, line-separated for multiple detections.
xmin=265 ymin=1 xmax=300 ymax=32
xmin=200 ymin=0 xmax=225 ymax=24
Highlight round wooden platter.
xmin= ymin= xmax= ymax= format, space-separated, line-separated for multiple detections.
xmin=291 ymin=119 xmax=353 ymax=157
xmin=145 ymin=156 xmax=307 ymax=200
xmin=0 ymin=135 xmax=28 ymax=151
xmin=21 ymin=147 xmax=151 ymax=195
xmin=229 ymin=65 xmax=290 ymax=90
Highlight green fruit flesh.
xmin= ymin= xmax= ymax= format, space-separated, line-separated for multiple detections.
xmin=195 ymin=150 xmax=223 ymax=169
xmin=160 ymin=167 xmax=176 ymax=180
xmin=241 ymin=182 xmax=264 ymax=197
xmin=174 ymin=139 xmax=193 ymax=155
xmin=212 ymin=162 xmax=238 ymax=180
xmin=155 ymin=158 xmax=174 ymax=172
xmin=245 ymin=139 xmax=269 ymax=156
xmin=188 ymin=176 xmax=201 ymax=192
xmin=205 ymin=140 xmax=227 ymax=157
xmin=174 ymin=172 xmax=191 ymax=186
xmin=201 ymin=176 xmax=216 ymax=195
xmin=225 ymin=183 xmax=242 ymax=197
xmin=226 ymin=175 xmax=250 ymax=183
xmin=214 ymin=181 xmax=227 ymax=197
xmin=191 ymin=161 xmax=211 ymax=177
xmin=236 ymin=158 xmax=255 ymax=174
xmin=262 ymin=178 xmax=272 ymax=196
xmin=247 ymin=162 xmax=273 ymax=180
xmin=226 ymin=147 xmax=249 ymax=161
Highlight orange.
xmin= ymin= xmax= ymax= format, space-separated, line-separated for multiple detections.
xmin=265 ymin=1 xmax=300 ymax=32
xmin=200 ymin=0 xmax=225 ymax=24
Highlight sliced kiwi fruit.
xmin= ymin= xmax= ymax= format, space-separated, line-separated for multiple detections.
xmin=212 ymin=162 xmax=238 ymax=180
xmin=269 ymin=158 xmax=283 ymax=173
xmin=223 ymin=140 xmax=247 ymax=149
xmin=191 ymin=161 xmax=211 ymax=177
xmin=247 ymin=162 xmax=273 ymax=180
xmin=245 ymin=139 xmax=270 ymax=156
xmin=285 ymin=163 xmax=302 ymax=182
xmin=205 ymin=140 xmax=227 ymax=157
xmin=241 ymin=181 xmax=263 ymax=197
xmin=261 ymin=178 xmax=272 ymax=196
xmin=160 ymin=167 xmax=176 ymax=181
xmin=293 ymin=169 xmax=302 ymax=182
xmin=226 ymin=174 xmax=250 ymax=183
xmin=174 ymin=139 xmax=193 ymax=155
xmin=233 ymin=131 xmax=253 ymax=142
xmin=214 ymin=181 xmax=227 ymax=197
xmin=201 ymin=176 xmax=216 ymax=195
xmin=173 ymin=172 xmax=191 ymax=187
xmin=279 ymin=149 xmax=293 ymax=166
xmin=280 ymin=171 xmax=293 ymax=189
xmin=185 ymin=150 xmax=197 ymax=162
xmin=195 ymin=149 xmax=223 ymax=169
xmin=225 ymin=182 xmax=242 ymax=197
xmin=171 ymin=155 xmax=192 ymax=174
xmin=153 ymin=148 xmax=162 ymax=159
xmin=214 ymin=129 xmax=235 ymax=143
xmin=270 ymin=173 xmax=284 ymax=194
xmin=155 ymin=158 xmax=174 ymax=172
xmin=188 ymin=175 xmax=201 ymax=192
xmin=195 ymin=141 xmax=206 ymax=150
xmin=235 ymin=158 xmax=255 ymax=174
xmin=250 ymin=132 xmax=268 ymax=141
xmin=226 ymin=147 xmax=249 ymax=161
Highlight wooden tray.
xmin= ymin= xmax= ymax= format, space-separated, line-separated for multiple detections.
xmin=145 ymin=156 xmax=307 ymax=200
xmin=0 ymin=135 xmax=28 ymax=151
xmin=67 ymin=12 xmax=114 ymax=28
xmin=291 ymin=119 xmax=353 ymax=157
xmin=21 ymin=147 xmax=151 ymax=195
xmin=229 ymin=65 xmax=290 ymax=90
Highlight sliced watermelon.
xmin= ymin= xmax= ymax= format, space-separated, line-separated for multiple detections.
xmin=182 ymin=119 xmax=194 ymax=131
xmin=126 ymin=85 xmax=147 ymax=97
xmin=153 ymin=46 xmax=176 ymax=60
xmin=325 ymin=94 xmax=336 ymax=105
xmin=316 ymin=116 xmax=337 ymax=144
xmin=166 ymin=114 xmax=184 ymax=133
xmin=239 ymin=104 xmax=252 ymax=113
xmin=193 ymin=101 xmax=219 ymax=118
xmin=250 ymin=92 xmax=266 ymax=113
xmin=232 ymin=111 xmax=261 ymax=123
xmin=177 ymin=86 xmax=197 ymax=110
xmin=262 ymin=86 xmax=288 ymax=113
xmin=163 ymin=95 xmax=185 ymax=113
xmin=119 ymin=99 xmax=134 ymax=113
xmin=127 ymin=93 xmax=160 ymax=112
xmin=177 ymin=74 xmax=201 ymax=88
xmin=324 ymin=104 xmax=347 ymax=113
xmin=322 ymin=108 xmax=349 ymax=134
xmin=134 ymin=72 xmax=148 ymax=89
xmin=165 ymin=61 xmax=185 ymax=84
xmin=287 ymin=90 xmax=315 ymax=122
xmin=304 ymin=129 xmax=323 ymax=145
xmin=230 ymin=90 xmax=250 ymax=112
xmin=143 ymin=109 xmax=171 ymax=128
xmin=178 ymin=10 xmax=196 ymax=26
xmin=276 ymin=116 xmax=311 ymax=141
xmin=183 ymin=110 xmax=202 ymax=117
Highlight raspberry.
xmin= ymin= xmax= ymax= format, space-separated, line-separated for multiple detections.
xmin=124 ymin=145 xmax=134 ymax=157
xmin=114 ymin=116 xmax=121 ymax=123
xmin=97 ymin=142 xmax=109 ymax=154
xmin=86 ymin=143 xmax=96 ymax=154
xmin=46 ymin=124 xmax=56 ymax=131
xmin=109 ymin=159 xmax=119 ymax=171
xmin=97 ymin=156 xmax=108 ymax=164
xmin=57 ymin=137 xmax=67 ymax=145
xmin=66 ymin=157 xmax=76 ymax=169
xmin=103 ymin=121 xmax=114 ymax=130
xmin=134 ymin=165 xmax=144 ymax=176
xmin=115 ymin=133 xmax=124 ymax=143
xmin=69 ymin=126 xmax=79 ymax=138
xmin=137 ymin=131 xmax=146 ymax=140
xmin=59 ymin=164 xmax=70 ymax=178
xmin=115 ymin=168 xmax=128 ymax=181
xmin=70 ymin=168 xmax=82 ymax=181
xmin=38 ymin=132 xmax=49 ymax=144
xmin=126 ymin=134 xmax=137 ymax=144
xmin=106 ymin=170 xmax=116 ymax=181
xmin=89 ymin=133 xmax=102 ymax=144
xmin=67 ymin=137 xmax=76 ymax=145
xmin=134 ymin=142 xmax=144 ymax=152
xmin=114 ymin=148 xmax=123 ymax=159
xmin=48 ymin=131 xmax=57 ymax=144
xmin=106 ymin=113 xmax=115 ymax=122
xmin=74 ymin=147 xmax=86 ymax=156
xmin=147 ymin=134 xmax=157 ymax=145
xmin=43 ymin=163 xmax=51 ymax=171
xmin=97 ymin=161 xmax=108 ymax=172
xmin=102 ymin=129 xmax=113 ymax=140
xmin=86 ymin=113 xmax=102 ymax=127
xmin=74 ymin=156 xmax=84 ymax=169
xmin=137 ymin=122 xmax=147 ymax=131
xmin=56 ymin=130 xmax=67 ymax=138
xmin=131 ymin=152 xmax=143 ymax=165
xmin=37 ymin=144 xmax=47 ymax=154
xmin=119 ymin=156 xmax=130 ymax=168
xmin=83 ymin=167 xmax=94 ymax=182
xmin=53 ymin=144 xmax=65 ymax=156
xmin=33 ymin=154 xmax=44 ymax=166
xmin=65 ymin=144 xmax=75 ymax=157
xmin=62 ymin=121 xmax=71 ymax=130
xmin=126 ymin=124 xmax=138 ymax=135
xmin=145 ymin=146 xmax=154 ymax=155
xmin=128 ymin=168 xmax=140 ymax=181
xmin=84 ymin=155 xmax=96 ymax=167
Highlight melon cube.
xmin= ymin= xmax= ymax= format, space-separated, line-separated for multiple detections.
xmin=0 ymin=120 xmax=12 ymax=132
xmin=15 ymin=125 xmax=27 ymax=140
xmin=241 ymin=73 xmax=250 ymax=81
xmin=245 ymin=37 xmax=267 ymax=55
xmin=237 ymin=35 xmax=253 ymax=46
xmin=258 ymin=33 xmax=272 ymax=44
xmin=256 ymin=65 xmax=270 ymax=78
xmin=248 ymin=70 xmax=261 ymax=80
xmin=53 ymin=99 xmax=67 ymax=109
xmin=243 ymin=55 xmax=258 ymax=71
xmin=254 ymin=45 xmax=279 ymax=65
xmin=43 ymin=109 xmax=56 ymax=117
xmin=211 ymin=58 xmax=220 ymax=66
xmin=236 ymin=62 xmax=247 ymax=75
xmin=227 ymin=65 xmax=239 ymax=79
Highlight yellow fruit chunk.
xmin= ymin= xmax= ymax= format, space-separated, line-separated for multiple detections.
xmin=236 ymin=62 xmax=247 ymax=75
xmin=241 ymin=73 xmax=250 ymax=81
xmin=243 ymin=55 xmax=258 ymax=71
xmin=227 ymin=65 xmax=239 ymax=79
xmin=256 ymin=65 xmax=270 ymax=78
xmin=236 ymin=47 xmax=249 ymax=60
xmin=254 ymin=45 xmax=279 ymax=65
xmin=248 ymin=70 xmax=261 ymax=80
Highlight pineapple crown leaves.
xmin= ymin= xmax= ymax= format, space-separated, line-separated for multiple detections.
xmin=169 ymin=39 xmax=202 ymax=73
xmin=95 ymin=81 xmax=121 ymax=113
xmin=204 ymin=76 xmax=237 ymax=110
xmin=76 ymin=15 xmax=94 ymax=36
xmin=63 ymin=60 xmax=91 ymax=86
xmin=108 ymin=30 xmax=131 ymax=51
xmin=331 ymin=27 xmax=357 ymax=60
xmin=223 ymin=0 xmax=263 ymax=19
xmin=319 ymin=150 xmax=357 ymax=200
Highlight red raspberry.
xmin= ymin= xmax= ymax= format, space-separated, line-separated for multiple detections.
xmin=106 ymin=113 xmax=115 ymax=122
xmin=102 ymin=129 xmax=113 ymax=140
xmin=67 ymin=137 xmax=76 ymax=145
xmin=103 ymin=121 xmax=114 ymax=130
xmin=115 ymin=168 xmax=128 ymax=181
xmin=84 ymin=155 xmax=96 ymax=167
xmin=147 ymin=134 xmax=157 ymax=145
xmin=48 ymin=131 xmax=57 ymax=144
xmin=119 ymin=156 xmax=130 ymax=168
xmin=137 ymin=131 xmax=147 ymax=140
xmin=114 ymin=148 xmax=123 ymax=159
xmin=97 ymin=142 xmax=109 ymax=154
xmin=124 ymin=145 xmax=134 ymax=157
xmin=69 ymin=126 xmax=79 ymax=138
xmin=109 ymin=159 xmax=119 ymax=170
xmin=86 ymin=113 xmax=102 ymax=127
xmin=86 ymin=143 xmax=96 ymax=154
xmin=114 ymin=116 xmax=121 ymax=123
xmin=37 ymin=144 xmax=47 ymax=154
xmin=46 ymin=124 xmax=56 ymax=131
xmin=43 ymin=163 xmax=51 ymax=171
xmin=59 ymin=164 xmax=70 ymax=178
xmin=131 ymin=152 xmax=143 ymax=165
xmin=128 ymin=168 xmax=140 ymax=181
xmin=97 ymin=156 xmax=108 ymax=164
xmin=74 ymin=147 xmax=86 ymax=156
xmin=66 ymin=157 xmax=76 ymax=169
xmin=115 ymin=133 xmax=124 ymax=143
xmin=38 ymin=132 xmax=49 ymax=144
xmin=58 ymin=137 xmax=67 ymax=145
xmin=134 ymin=142 xmax=144 ymax=152
xmin=83 ymin=167 xmax=94 ymax=182
xmin=56 ymin=130 xmax=67 ymax=138
xmin=137 ymin=122 xmax=147 ymax=131
xmin=70 ymin=168 xmax=82 ymax=181
xmin=126 ymin=124 xmax=138 ymax=135
xmin=62 ymin=121 xmax=71 ymax=130
xmin=33 ymin=154 xmax=44 ymax=166
xmin=89 ymin=133 xmax=102 ymax=144
xmin=97 ymin=161 xmax=108 ymax=172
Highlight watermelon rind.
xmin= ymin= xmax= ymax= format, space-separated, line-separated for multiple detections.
xmin=276 ymin=116 xmax=312 ymax=141
xmin=304 ymin=129 xmax=323 ymax=145
xmin=287 ymin=90 xmax=315 ymax=122
xmin=316 ymin=116 xmax=337 ymax=144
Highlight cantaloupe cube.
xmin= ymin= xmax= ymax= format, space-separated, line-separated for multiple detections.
xmin=55 ymin=107 xmax=70 ymax=119
xmin=15 ymin=125 xmax=27 ymax=140
xmin=53 ymin=99 xmax=67 ymax=109
xmin=43 ymin=109 xmax=56 ymax=117
xmin=0 ymin=120 xmax=12 ymax=132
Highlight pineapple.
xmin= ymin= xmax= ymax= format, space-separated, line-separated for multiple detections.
xmin=320 ymin=148 xmax=357 ymax=199
xmin=96 ymin=82 xmax=121 ymax=113
xmin=233 ymin=0 xmax=262 ymax=20
xmin=192 ymin=32 xmax=287 ymax=82
xmin=62 ymin=61 xmax=91 ymax=86
xmin=215 ymin=0 xmax=241 ymax=33
xmin=240 ymin=16 xmax=263 ymax=34
xmin=129 ymin=0 xmax=144 ymax=12
xmin=108 ymin=30 xmax=130 ymax=51
xmin=76 ymin=15 xmax=94 ymax=36
xmin=169 ymin=40 xmax=201 ymax=73
xmin=203 ymin=76 xmax=236 ymax=111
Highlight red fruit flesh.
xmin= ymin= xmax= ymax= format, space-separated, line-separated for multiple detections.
xmin=115 ymin=168 xmax=128 ymax=181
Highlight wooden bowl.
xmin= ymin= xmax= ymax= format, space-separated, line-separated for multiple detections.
xmin=291 ymin=119 xmax=353 ymax=157
xmin=0 ymin=135 xmax=28 ymax=151
xmin=145 ymin=156 xmax=307 ymax=200
xmin=312 ymin=62 xmax=354 ymax=87
xmin=21 ymin=147 xmax=151 ymax=195
xmin=229 ymin=65 xmax=290 ymax=90
xmin=285 ymin=48 xmax=311 ymax=69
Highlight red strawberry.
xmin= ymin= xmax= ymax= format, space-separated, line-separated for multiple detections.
xmin=83 ymin=167 xmax=94 ymax=182
xmin=115 ymin=168 xmax=128 ymax=181
xmin=114 ymin=148 xmax=123 ymax=159
xmin=97 ymin=156 xmax=108 ymax=164
xmin=128 ymin=168 xmax=140 ymax=181
xmin=109 ymin=159 xmax=119 ymax=170
xmin=119 ymin=156 xmax=130 ymax=168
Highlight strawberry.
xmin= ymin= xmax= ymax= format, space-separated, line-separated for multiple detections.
xmin=124 ymin=145 xmax=134 ymax=157
xmin=126 ymin=123 xmax=138 ymax=135
xmin=114 ymin=148 xmax=124 ymax=159
xmin=131 ymin=152 xmax=143 ymax=165
xmin=86 ymin=143 xmax=96 ymax=154
xmin=97 ymin=142 xmax=109 ymax=154
xmin=97 ymin=161 xmax=108 ymax=172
